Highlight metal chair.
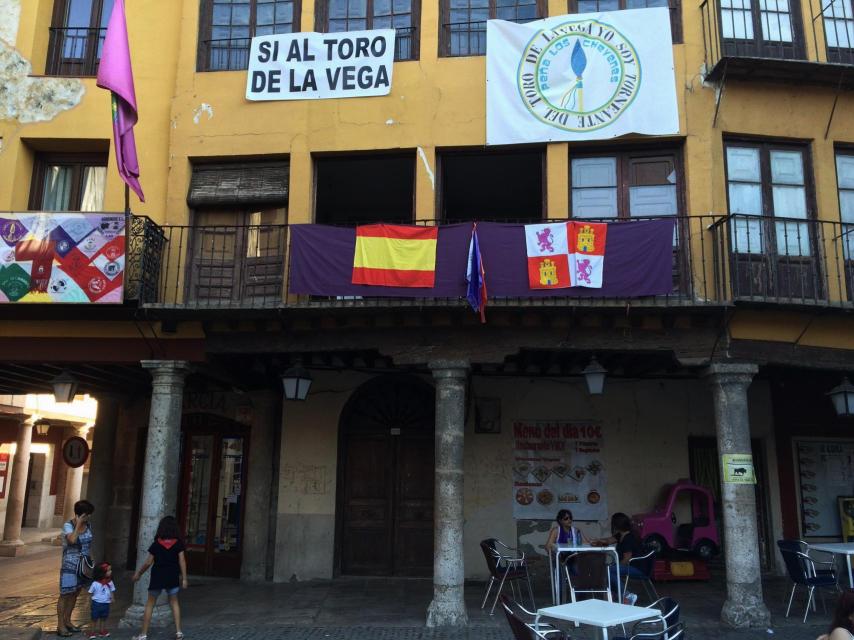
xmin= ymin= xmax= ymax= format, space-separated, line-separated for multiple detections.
xmin=480 ymin=538 xmax=535 ymax=615
xmin=612 ymin=597 xmax=680 ymax=640
xmin=624 ymin=549 xmax=659 ymax=603
xmin=628 ymin=622 xmax=685 ymax=640
xmin=778 ymin=545 xmax=839 ymax=622
xmin=499 ymin=594 xmax=569 ymax=640
xmin=564 ymin=552 xmax=613 ymax=603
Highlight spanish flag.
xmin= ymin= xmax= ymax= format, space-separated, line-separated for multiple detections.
xmin=352 ymin=224 xmax=438 ymax=287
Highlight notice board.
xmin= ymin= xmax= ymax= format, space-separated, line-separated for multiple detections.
xmin=795 ymin=439 xmax=854 ymax=537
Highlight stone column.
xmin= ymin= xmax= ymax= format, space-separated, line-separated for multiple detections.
xmin=87 ymin=397 xmax=120 ymax=563
xmin=0 ymin=419 xmax=34 ymax=556
xmin=703 ymin=363 xmax=770 ymax=628
xmin=241 ymin=391 xmax=277 ymax=581
xmin=63 ymin=425 xmax=90 ymax=521
xmin=426 ymin=361 xmax=469 ymax=628
xmin=121 ymin=361 xmax=189 ymax=628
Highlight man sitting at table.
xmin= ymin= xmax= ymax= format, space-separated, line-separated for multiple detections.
xmin=593 ymin=512 xmax=645 ymax=603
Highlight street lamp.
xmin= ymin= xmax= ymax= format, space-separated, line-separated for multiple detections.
xmin=282 ymin=364 xmax=312 ymax=401
xmin=51 ymin=370 xmax=79 ymax=404
xmin=828 ymin=377 xmax=854 ymax=417
xmin=34 ymin=419 xmax=51 ymax=436
xmin=583 ymin=357 xmax=607 ymax=395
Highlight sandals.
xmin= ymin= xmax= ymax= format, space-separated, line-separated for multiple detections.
xmin=176 ymin=633 xmax=185 ymax=639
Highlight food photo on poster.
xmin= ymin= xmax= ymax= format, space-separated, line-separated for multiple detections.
xmin=512 ymin=420 xmax=607 ymax=520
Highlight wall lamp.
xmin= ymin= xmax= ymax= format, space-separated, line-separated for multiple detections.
xmin=51 ymin=370 xmax=79 ymax=404
xmin=828 ymin=377 xmax=854 ymax=417
xmin=282 ymin=364 xmax=313 ymax=401
xmin=583 ymin=357 xmax=607 ymax=395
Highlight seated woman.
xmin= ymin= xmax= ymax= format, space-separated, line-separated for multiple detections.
xmin=817 ymin=590 xmax=854 ymax=640
xmin=593 ymin=512 xmax=646 ymax=601
xmin=545 ymin=509 xmax=587 ymax=553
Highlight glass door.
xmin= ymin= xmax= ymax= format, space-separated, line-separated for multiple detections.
xmin=718 ymin=0 xmax=803 ymax=59
xmin=179 ymin=420 xmax=247 ymax=578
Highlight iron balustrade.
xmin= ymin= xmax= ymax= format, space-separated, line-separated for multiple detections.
xmin=707 ymin=214 xmax=854 ymax=306
xmin=139 ymin=215 xmax=732 ymax=309
xmin=444 ymin=20 xmax=488 ymax=56
xmin=701 ymin=0 xmax=854 ymax=75
xmin=46 ymin=27 xmax=106 ymax=76
xmin=202 ymin=26 xmax=417 ymax=71
xmin=126 ymin=215 xmax=166 ymax=303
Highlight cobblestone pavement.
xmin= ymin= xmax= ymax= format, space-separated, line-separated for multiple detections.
xmin=0 ymin=532 xmax=834 ymax=640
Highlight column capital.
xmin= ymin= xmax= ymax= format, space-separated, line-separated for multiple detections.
xmin=428 ymin=360 xmax=469 ymax=380
xmin=141 ymin=360 xmax=191 ymax=374
xmin=701 ymin=362 xmax=758 ymax=386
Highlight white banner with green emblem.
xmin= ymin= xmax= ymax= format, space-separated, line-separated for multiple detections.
xmin=486 ymin=8 xmax=679 ymax=144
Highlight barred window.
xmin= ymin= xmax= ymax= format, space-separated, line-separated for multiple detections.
xmin=316 ymin=0 xmax=420 ymax=60
xmin=441 ymin=0 xmax=544 ymax=57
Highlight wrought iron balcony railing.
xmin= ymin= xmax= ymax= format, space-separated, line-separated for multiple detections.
xmin=700 ymin=0 xmax=854 ymax=85
xmin=46 ymin=27 xmax=106 ymax=76
xmin=201 ymin=26 xmax=418 ymax=71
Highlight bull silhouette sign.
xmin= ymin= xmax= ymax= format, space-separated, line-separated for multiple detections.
xmin=722 ymin=454 xmax=756 ymax=484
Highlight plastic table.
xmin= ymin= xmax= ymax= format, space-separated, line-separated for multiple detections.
xmin=536 ymin=599 xmax=663 ymax=640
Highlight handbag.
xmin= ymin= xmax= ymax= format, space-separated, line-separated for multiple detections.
xmin=77 ymin=554 xmax=94 ymax=580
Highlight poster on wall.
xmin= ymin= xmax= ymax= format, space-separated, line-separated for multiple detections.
xmin=512 ymin=420 xmax=607 ymax=521
xmin=486 ymin=8 xmax=679 ymax=145
xmin=796 ymin=440 xmax=854 ymax=537
xmin=0 ymin=213 xmax=125 ymax=304
xmin=246 ymin=29 xmax=395 ymax=101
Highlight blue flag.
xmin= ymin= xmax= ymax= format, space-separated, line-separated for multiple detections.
xmin=466 ymin=223 xmax=487 ymax=323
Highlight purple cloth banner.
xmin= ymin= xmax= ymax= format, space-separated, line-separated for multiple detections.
xmin=289 ymin=219 xmax=675 ymax=298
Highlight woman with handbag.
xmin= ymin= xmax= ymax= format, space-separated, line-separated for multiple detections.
xmin=57 ymin=500 xmax=95 ymax=637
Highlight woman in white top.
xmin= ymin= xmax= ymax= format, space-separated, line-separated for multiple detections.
xmin=817 ymin=590 xmax=854 ymax=640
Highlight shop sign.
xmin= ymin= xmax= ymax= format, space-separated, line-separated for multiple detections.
xmin=721 ymin=453 xmax=756 ymax=484
xmin=0 ymin=452 xmax=9 ymax=498
xmin=62 ymin=436 xmax=90 ymax=469
xmin=246 ymin=29 xmax=395 ymax=101
xmin=486 ymin=8 xmax=679 ymax=144
xmin=512 ymin=421 xmax=607 ymax=520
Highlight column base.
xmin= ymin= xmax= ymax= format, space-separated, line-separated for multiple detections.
xmin=721 ymin=596 xmax=770 ymax=628
xmin=119 ymin=603 xmax=174 ymax=629
xmin=0 ymin=540 xmax=26 ymax=557
xmin=426 ymin=589 xmax=469 ymax=627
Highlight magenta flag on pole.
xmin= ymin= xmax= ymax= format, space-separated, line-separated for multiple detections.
xmin=96 ymin=0 xmax=144 ymax=202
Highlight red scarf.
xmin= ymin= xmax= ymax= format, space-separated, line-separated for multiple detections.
xmin=157 ymin=537 xmax=177 ymax=550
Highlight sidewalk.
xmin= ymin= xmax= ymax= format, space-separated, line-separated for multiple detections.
xmin=0 ymin=540 xmax=831 ymax=640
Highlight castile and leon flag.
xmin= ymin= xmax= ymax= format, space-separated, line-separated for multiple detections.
xmin=525 ymin=221 xmax=607 ymax=289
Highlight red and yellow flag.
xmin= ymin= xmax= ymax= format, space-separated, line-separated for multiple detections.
xmin=352 ymin=224 xmax=438 ymax=287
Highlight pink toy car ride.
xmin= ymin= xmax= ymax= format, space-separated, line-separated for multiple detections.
xmin=632 ymin=479 xmax=720 ymax=559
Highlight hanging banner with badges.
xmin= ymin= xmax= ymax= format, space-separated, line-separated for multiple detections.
xmin=0 ymin=213 xmax=125 ymax=304
xmin=486 ymin=8 xmax=679 ymax=144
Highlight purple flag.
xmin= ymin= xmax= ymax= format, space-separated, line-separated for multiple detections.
xmin=289 ymin=219 xmax=675 ymax=299
xmin=96 ymin=0 xmax=144 ymax=202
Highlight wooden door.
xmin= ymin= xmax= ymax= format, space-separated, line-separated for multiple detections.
xmin=179 ymin=415 xmax=247 ymax=578
xmin=338 ymin=375 xmax=435 ymax=576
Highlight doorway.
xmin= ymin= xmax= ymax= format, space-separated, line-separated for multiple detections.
xmin=336 ymin=375 xmax=435 ymax=576
xmin=178 ymin=413 xmax=248 ymax=578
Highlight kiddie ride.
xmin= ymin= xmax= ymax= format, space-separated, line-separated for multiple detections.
xmin=632 ymin=480 xmax=720 ymax=581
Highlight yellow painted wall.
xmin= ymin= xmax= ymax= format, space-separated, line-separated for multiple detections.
xmin=2 ymin=0 xmax=854 ymax=347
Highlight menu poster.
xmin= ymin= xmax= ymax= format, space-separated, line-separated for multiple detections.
xmin=512 ymin=420 xmax=607 ymax=520
xmin=796 ymin=439 xmax=854 ymax=537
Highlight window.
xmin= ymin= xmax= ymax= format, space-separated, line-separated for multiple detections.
xmin=724 ymin=140 xmax=820 ymax=299
xmin=46 ymin=0 xmax=113 ymax=76
xmin=441 ymin=0 xmax=544 ymax=57
xmin=836 ymin=150 xmax=854 ymax=299
xmin=716 ymin=0 xmax=803 ymax=59
xmin=198 ymin=0 xmax=299 ymax=71
xmin=570 ymin=151 xmax=680 ymax=223
xmin=29 ymin=154 xmax=107 ymax=211
xmin=316 ymin=0 xmax=420 ymax=60
xmin=569 ymin=0 xmax=682 ymax=43
xmin=439 ymin=149 xmax=544 ymax=222
xmin=823 ymin=0 xmax=854 ymax=63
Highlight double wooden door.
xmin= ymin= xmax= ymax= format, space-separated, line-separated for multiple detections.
xmin=338 ymin=376 xmax=435 ymax=576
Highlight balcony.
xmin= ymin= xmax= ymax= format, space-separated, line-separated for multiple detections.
xmin=46 ymin=27 xmax=106 ymax=76
xmin=200 ymin=27 xmax=417 ymax=71
xmin=700 ymin=0 xmax=854 ymax=87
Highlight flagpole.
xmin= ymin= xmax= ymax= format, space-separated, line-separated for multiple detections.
xmin=124 ymin=183 xmax=130 ymax=215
